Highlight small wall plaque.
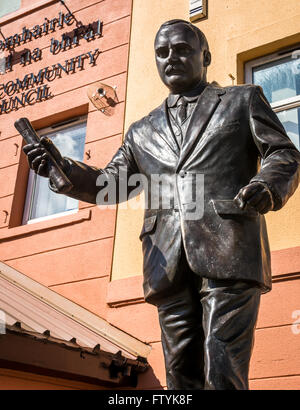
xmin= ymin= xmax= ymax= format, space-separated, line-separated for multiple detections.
xmin=189 ymin=0 xmax=208 ymax=22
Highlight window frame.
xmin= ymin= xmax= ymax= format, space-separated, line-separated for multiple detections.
xmin=22 ymin=115 xmax=87 ymax=225
xmin=244 ymin=47 xmax=300 ymax=113
xmin=0 ymin=0 xmax=21 ymax=19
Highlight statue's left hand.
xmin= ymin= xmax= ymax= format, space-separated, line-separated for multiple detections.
xmin=234 ymin=182 xmax=274 ymax=214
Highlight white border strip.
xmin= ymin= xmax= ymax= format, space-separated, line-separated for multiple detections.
xmin=189 ymin=0 xmax=207 ymax=22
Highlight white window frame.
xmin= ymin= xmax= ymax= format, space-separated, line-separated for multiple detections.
xmin=22 ymin=115 xmax=87 ymax=225
xmin=245 ymin=47 xmax=300 ymax=114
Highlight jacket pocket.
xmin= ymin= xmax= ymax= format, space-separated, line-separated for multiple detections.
xmin=211 ymin=199 xmax=259 ymax=218
xmin=139 ymin=215 xmax=157 ymax=241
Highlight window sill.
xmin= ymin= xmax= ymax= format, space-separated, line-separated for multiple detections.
xmin=0 ymin=208 xmax=91 ymax=242
xmin=26 ymin=208 xmax=78 ymax=225
xmin=271 ymin=246 xmax=300 ymax=279
xmin=106 ymin=275 xmax=144 ymax=308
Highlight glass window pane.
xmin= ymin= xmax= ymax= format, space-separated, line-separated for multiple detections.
xmin=28 ymin=121 xmax=86 ymax=221
xmin=0 ymin=0 xmax=21 ymax=18
xmin=253 ymin=55 xmax=300 ymax=104
xmin=277 ymin=107 xmax=300 ymax=150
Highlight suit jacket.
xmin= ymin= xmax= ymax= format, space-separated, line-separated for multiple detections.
xmin=51 ymin=83 xmax=300 ymax=304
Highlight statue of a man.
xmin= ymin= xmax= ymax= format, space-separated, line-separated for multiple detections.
xmin=23 ymin=19 xmax=300 ymax=389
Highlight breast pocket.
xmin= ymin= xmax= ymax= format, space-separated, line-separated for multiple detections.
xmin=213 ymin=121 xmax=240 ymax=133
xmin=139 ymin=215 xmax=157 ymax=241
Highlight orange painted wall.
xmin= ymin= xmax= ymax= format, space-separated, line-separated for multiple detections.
xmin=0 ymin=0 xmax=133 ymax=388
xmin=0 ymin=0 xmax=132 ymax=318
xmin=0 ymin=368 xmax=104 ymax=390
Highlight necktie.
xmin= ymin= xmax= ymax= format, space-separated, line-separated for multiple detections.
xmin=176 ymin=97 xmax=188 ymax=126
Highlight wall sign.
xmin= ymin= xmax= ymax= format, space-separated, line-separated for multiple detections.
xmin=189 ymin=0 xmax=208 ymax=22
xmin=0 ymin=11 xmax=75 ymax=51
xmin=0 ymin=49 xmax=99 ymax=114
xmin=0 ymin=9 xmax=103 ymax=114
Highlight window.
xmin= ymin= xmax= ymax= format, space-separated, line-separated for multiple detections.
xmin=0 ymin=0 xmax=21 ymax=18
xmin=245 ymin=48 xmax=300 ymax=150
xmin=23 ymin=117 xmax=87 ymax=224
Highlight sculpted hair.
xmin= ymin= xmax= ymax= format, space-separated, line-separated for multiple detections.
xmin=156 ymin=19 xmax=209 ymax=51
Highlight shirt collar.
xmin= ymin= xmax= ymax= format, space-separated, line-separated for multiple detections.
xmin=167 ymin=82 xmax=208 ymax=108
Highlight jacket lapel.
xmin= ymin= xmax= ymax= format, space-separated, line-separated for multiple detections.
xmin=177 ymin=85 xmax=225 ymax=170
xmin=148 ymin=101 xmax=180 ymax=156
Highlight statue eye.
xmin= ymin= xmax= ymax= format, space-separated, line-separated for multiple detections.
xmin=175 ymin=44 xmax=191 ymax=56
xmin=156 ymin=47 xmax=169 ymax=58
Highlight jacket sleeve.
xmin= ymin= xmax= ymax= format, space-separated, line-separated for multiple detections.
xmin=49 ymin=127 xmax=140 ymax=204
xmin=249 ymin=85 xmax=300 ymax=210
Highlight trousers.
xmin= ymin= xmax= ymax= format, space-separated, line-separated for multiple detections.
xmin=157 ymin=250 xmax=261 ymax=390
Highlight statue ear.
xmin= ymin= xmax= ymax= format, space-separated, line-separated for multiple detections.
xmin=204 ymin=50 xmax=211 ymax=67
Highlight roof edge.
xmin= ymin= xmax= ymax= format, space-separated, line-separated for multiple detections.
xmin=0 ymin=261 xmax=151 ymax=359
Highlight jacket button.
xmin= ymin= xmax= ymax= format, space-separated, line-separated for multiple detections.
xmin=179 ymin=170 xmax=187 ymax=178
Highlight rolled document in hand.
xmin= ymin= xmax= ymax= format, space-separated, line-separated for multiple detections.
xmin=14 ymin=117 xmax=73 ymax=193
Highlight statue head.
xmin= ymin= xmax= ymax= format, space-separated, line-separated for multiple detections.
xmin=154 ymin=19 xmax=211 ymax=94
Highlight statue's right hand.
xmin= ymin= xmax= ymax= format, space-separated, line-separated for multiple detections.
xmin=23 ymin=137 xmax=65 ymax=178
xmin=23 ymin=142 xmax=50 ymax=178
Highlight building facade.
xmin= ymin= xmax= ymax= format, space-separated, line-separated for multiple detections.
xmin=0 ymin=0 xmax=299 ymax=389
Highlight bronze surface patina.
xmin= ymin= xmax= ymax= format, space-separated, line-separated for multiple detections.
xmin=22 ymin=19 xmax=300 ymax=390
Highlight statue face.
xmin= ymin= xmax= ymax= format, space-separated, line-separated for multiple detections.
xmin=155 ymin=23 xmax=207 ymax=94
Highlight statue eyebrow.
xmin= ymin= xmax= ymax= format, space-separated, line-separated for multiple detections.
xmin=173 ymin=42 xmax=192 ymax=48
xmin=155 ymin=42 xmax=192 ymax=51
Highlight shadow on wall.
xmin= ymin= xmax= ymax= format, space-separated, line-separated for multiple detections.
xmin=137 ymin=366 xmax=164 ymax=390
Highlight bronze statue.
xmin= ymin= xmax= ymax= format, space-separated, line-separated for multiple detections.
xmin=23 ymin=19 xmax=300 ymax=390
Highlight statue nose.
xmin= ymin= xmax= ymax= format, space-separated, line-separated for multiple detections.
xmin=167 ymin=49 xmax=178 ymax=62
